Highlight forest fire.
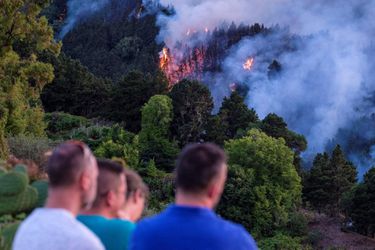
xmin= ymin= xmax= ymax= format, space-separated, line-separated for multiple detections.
xmin=159 ymin=46 xmax=207 ymax=88
xmin=160 ymin=47 xmax=170 ymax=69
xmin=243 ymin=57 xmax=254 ymax=70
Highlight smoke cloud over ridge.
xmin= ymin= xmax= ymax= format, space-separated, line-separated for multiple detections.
xmin=154 ymin=0 xmax=375 ymax=176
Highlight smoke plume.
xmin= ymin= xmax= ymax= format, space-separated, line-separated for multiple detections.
xmin=153 ymin=0 xmax=375 ymax=176
xmin=59 ymin=0 xmax=111 ymax=39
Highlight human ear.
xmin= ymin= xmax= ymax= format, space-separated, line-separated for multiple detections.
xmin=80 ymin=171 xmax=91 ymax=192
xmin=105 ymin=190 xmax=112 ymax=206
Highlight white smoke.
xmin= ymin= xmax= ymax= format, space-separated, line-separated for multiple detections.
xmin=59 ymin=0 xmax=111 ymax=39
xmin=153 ymin=0 xmax=375 ymax=174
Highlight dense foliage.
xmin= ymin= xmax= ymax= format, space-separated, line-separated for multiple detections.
xmin=0 ymin=0 xmax=60 ymax=157
xmin=345 ymin=168 xmax=375 ymax=237
xmin=219 ymin=129 xmax=302 ymax=238
xmin=303 ymin=145 xmax=357 ymax=215
xmin=1 ymin=1 xmax=375 ymax=249
xmin=169 ymin=79 xmax=214 ymax=147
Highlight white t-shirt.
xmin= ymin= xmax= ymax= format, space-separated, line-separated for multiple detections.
xmin=13 ymin=208 xmax=104 ymax=250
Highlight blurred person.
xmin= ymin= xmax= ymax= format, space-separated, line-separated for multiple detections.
xmin=78 ymin=159 xmax=135 ymax=250
xmin=118 ymin=168 xmax=149 ymax=222
xmin=13 ymin=141 xmax=104 ymax=250
xmin=130 ymin=143 xmax=258 ymax=250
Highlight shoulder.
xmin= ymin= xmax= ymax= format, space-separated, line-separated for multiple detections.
xmin=217 ymin=217 xmax=258 ymax=249
xmin=73 ymin=220 xmax=105 ymax=249
xmin=110 ymin=219 xmax=136 ymax=232
xmin=132 ymin=213 xmax=165 ymax=236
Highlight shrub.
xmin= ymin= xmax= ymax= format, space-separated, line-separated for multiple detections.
xmin=7 ymin=136 xmax=58 ymax=166
xmin=258 ymin=233 xmax=302 ymax=250
xmin=45 ymin=112 xmax=90 ymax=139
xmin=306 ymin=230 xmax=323 ymax=246
xmin=287 ymin=211 xmax=308 ymax=237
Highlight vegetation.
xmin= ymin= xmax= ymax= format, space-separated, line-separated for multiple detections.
xmin=0 ymin=0 xmax=61 ymax=159
xmin=303 ymin=145 xmax=357 ymax=216
xmin=219 ymin=129 xmax=302 ymax=239
xmin=0 ymin=164 xmax=48 ymax=250
xmin=1 ymin=1 xmax=374 ymax=249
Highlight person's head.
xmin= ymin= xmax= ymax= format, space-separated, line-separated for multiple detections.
xmin=46 ymin=141 xmax=98 ymax=209
xmin=175 ymin=143 xmax=228 ymax=208
xmin=119 ymin=169 xmax=148 ymax=222
xmin=91 ymin=159 xmax=127 ymax=218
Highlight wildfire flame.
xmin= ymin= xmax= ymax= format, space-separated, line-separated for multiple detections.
xmin=159 ymin=46 xmax=206 ymax=88
xmin=243 ymin=57 xmax=254 ymax=70
xmin=160 ymin=47 xmax=170 ymax=69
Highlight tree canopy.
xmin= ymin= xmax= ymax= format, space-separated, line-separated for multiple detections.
xmin=0 ymin=0 xmax=60 ymax=157
xmin=219 ymin=129 xmax=302 ymax=238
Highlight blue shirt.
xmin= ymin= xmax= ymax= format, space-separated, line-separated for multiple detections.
xmin=130 ymin=205 xmax=257 ymax=250
xmin=78 ymin=215 xmax=136 ymax=250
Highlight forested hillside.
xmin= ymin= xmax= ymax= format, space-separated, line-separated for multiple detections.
xmin=1 ymin=0 xmax=375 ymax=249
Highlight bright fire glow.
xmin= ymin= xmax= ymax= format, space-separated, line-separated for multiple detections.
xmin=159 ymin=46 xmax=206 ymax=88
xmin=160 ymin=47 xmax=170 ymax=69
xmin=243 ymin=57 xmax=254 ymax=70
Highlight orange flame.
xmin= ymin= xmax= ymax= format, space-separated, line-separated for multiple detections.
xmin=159 ymin=46 xmax=207 ymax=88
xmin=160 ymin=47 xmax=170 ymax=69
xmin=243 ymin=57 xmax=254 ymax=70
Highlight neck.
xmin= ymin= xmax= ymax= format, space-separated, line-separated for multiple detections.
xmin=120 ymin=206 xmax=134 ymax=222
xmin=45 ymin=187 xmax=82 ymax=216
xmin=175 ymin=191 xmax=213 ymax=209
xmin=81 ymin=206 xmax=115 ymax=219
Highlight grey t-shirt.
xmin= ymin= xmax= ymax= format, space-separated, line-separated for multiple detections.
xmin=13 ymin=208 xmax=104 ymax=250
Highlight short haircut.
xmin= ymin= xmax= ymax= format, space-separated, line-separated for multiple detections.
xmin=125 ymin=169 xmax=149 ymax=200
xmin=47 ymin=141 xmax=94 ymax=188
xmin=175 ymin=143 xmax=227 ymax=194
xmin=93 ymin=159 xmax=125 ymax=206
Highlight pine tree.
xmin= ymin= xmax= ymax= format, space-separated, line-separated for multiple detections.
xmin=330 ymin=145 xmax=357 ymax=214
xmin=303 ymin=153 xmax=331 ymax=213
xmin=304 ymin=146 xmax=357 ymax=216
xmin=218 ymin=91 xmax=259 ymax=139
xmin=350 ymin=168 xmax=375 ymax=237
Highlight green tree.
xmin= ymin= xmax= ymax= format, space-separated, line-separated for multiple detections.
xmin=303 ymin=153 xmax=331 ymax=212
xmin=206 ymin=91 xmax=258 ymax=145
xmin=0 ymin=105 xmax=8 ymax=158
xmin=219 ymin=91 xmax=258 ymax=137
xmin=0 ymin=0 xmax=61 ymax=154
xmin=109 ymin=71 xmax=168 ymax=132
xmin=169 ymin=79 xmax=214 ymax=147
xmin=219 ymin=129 xmax=302 ymax=238
xmin=349 ymin=168 xmax=375 ymax=237
xmin=139 ymin=95 xmax=178 ymax=171
xmin=303 ymin=146 xmax=357 ymax=216
xmin=41 ymin=54 xmax=111 ymax=118
xmin=329 ymin=145 xmax=357 ymax=214
xmin=261 ymin=113 xmax=307 ymax=153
